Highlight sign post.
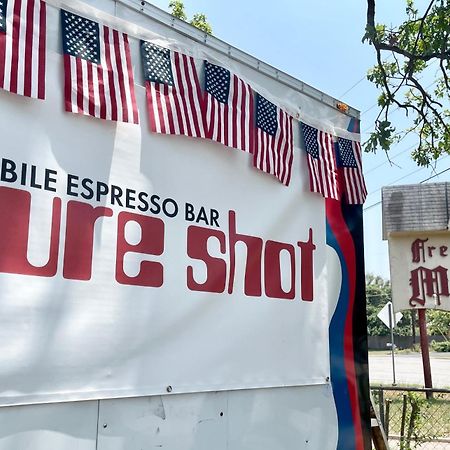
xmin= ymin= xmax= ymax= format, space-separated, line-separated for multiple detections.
xmin=387 ymin=303 xmax=396 ymax=386
xmin=377 ymin=302 xmax=402 ymax=386
xmin=417 ymin=308 xmax=433 ymax=398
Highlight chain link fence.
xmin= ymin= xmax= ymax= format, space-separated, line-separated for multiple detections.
xmin=371 ymin=386 xmax=450 ymax=449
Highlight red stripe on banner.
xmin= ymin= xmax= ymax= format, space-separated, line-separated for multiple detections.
xmin=182 ymin=55 xmax=198 ymax=136
xmin=238 ymin=79 xmax=246 ymax=151
xmin=184 ymin=55 xmax=201 ymax=137
xmin=265 ymin=133 xmax=272 ymax=174
xmin=284 ymin=116 xmax=294 ymax=186
xmin=112 ymin=30 xmax=128 ymax=123
xmin=0 ymin=31 xmax=6 ymax=89
xmin=223 ymin=101 xmax=229 ymax=147
xmin=145 ymin=80 xmax=156 ymax=133
xmin=123 ymin=34 xmax=138 ymax=124
xmin=174 ymin=53 xmax=192 ymax=136
xmin=278 ymin=121 xmax=285 ymax=181
xmin=171 ymin=80 xmax=185 ymax=135
xmin=164 ymin=83 xmax=175 ymax=134
xmin=326 ymin=199 xmax=364 ymax=450
xmin=87 ymin=62 xmax=95 ymax=116
xmin=23 ymin=0 xmax=34 ymax=97
xmin=190 ymin=56 xmax=205 ymax=137
xmin=231 ymin=76 xmax=239 ymax=149
xmin=37 ymin=0 xmax=45 ymax=99
xmin=208 ymin=95 xmax=216 ymax=141
xmin=215 ymin=99 xmax=220 ymax=143
xmin=156 ymin=84 xmax=166 ymax=134
xmin=248 ymin=89 xmax=254 ymax=154
xmin=275 ymin=111 xmax=283 ymax=180
xmin=63 ymin=54 xmax=72 ymax=112
xmin=9 ymin=0 xmax=22 ymax=94
xmin=97 ymin=64 xmax=106 ymax=120
xmin=75 ymin=57 xmax=83 ymax=113
xmin=103 ymin=26 xmax=117 ymax=121
xmin=307 ymin=155 xmax=317 ymax=193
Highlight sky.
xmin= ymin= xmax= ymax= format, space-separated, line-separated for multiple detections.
xmin=147 ymin=0 xmax=449 ymax=279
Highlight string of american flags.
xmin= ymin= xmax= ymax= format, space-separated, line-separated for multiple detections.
xmin=0 ymin=0 xmax=367 ymax=204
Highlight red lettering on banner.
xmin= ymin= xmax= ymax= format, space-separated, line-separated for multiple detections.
xmin=116 ymin=212 xmax=165 ymax=287
xmin=264 ymin=241 xmax=295 ymax=300
xmin=0 ymin=186 xmax=317 ymax=302
xmin=228 ymin=210 xmax=263 ymax=297
xmin=186 ymin=226 xmax=227 ymax=293
xmin=298 ymin=229 xmax=316 ymax=302
xmin=0 ymin=186 xmax=61 ymax=276
xmin=63 ymin=201 xmax=113 ymax=280
xmin=186 ymin=211 xmax=316 ymax=301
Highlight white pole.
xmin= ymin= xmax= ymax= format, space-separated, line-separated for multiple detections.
xmin=388 ymin=302 xmax=396 ymax=385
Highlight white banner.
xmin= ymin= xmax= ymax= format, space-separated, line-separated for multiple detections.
xmin=0 ymin=53 xmax=333 ymax=406
xmin=389 ymin=232 xmax=450 ymax=312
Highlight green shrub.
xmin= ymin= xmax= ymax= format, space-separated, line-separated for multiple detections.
xmin=430 ymin=340 xmax=450 ymax=352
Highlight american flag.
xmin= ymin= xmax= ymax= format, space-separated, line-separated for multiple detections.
xmin=61 ymin=10 xmax=139 ymax=124
xmin=0 ymin=0 xmax=46 ymax=99
xmin=253 ymin=94 xmax=293 ymax=186
xmin=301 ymin=122 xmax=339 ymax=200
xmin=337 ymin=137 xmax=367 ymax=204
xmin=141 ymin=41 xmax=205 ymax=138
xmin=204 ymin=61 xmax=254 ymax=152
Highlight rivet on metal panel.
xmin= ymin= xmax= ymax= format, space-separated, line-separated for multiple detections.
xmin=227 ymin=45 xmax=231 ymax=56
xmin=257 ymin=60 xmax=260 ymax=70
xmin=171 ymin=16 xmax=175 ymax=27
xmin=220 ymin=411 xmax=224 ymax=417
xmin=166 ymin=385 xmax=173 ymax=392
xmin=326 ymin=376 xmax=330 ymax=382
xmin=275 ymin=70 xmax=279 ymax=79
xmin=103 ymin=423 xmax=108 ymax=429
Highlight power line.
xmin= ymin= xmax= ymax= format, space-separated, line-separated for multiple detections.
xmin=364 ymin=143 xmax=416 ymax=176
xmin=420 ymin=166 xmax=450 ymax=183
xmin=339 ymin=75 xmax=368 ymax=99
xmin=338 ymin=56 xmax=394 ymax=99
xmin=360 ymin=76 xmax=439 ymax=133
xmin=363 ymin=158 xmax=450 ymax=211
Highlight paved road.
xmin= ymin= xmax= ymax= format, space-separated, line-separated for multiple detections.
xmin=369 ymin=352 xmax=450 ymax=388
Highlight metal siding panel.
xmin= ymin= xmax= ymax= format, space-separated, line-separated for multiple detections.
xmin=0 ymin=401 xmax=98 ymax=450
xmin=96 ymin=387 xmax=337 ymax=450
xmin=97 ymin=393 xmax=228 ymax=450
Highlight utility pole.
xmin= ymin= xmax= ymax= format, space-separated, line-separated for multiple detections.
xmin=417 ymin=308 xmax=433 ymax=399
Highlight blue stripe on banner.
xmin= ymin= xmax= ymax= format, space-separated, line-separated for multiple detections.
xmin=327 ymin=220 xmax=356 ymax=450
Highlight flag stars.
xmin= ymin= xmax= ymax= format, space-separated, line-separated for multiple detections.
xmin=0 ymin=0 xmax=6 ymax=32
xmin=141 ymin=42 xmax=174 ymax=86
xmin=301 ymin=123 xmax=320 ymax=159
xmin=62 ymin=10 xmax=100 ymax=64
xmin=205 ymin=62 xmax=230 ymax=104
xmin=256 ymin=94 xmax=278 ymax=136
xmin=337 ymin=138 xmax=357 ymax=168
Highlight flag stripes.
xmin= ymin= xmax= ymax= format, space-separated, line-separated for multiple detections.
xmin=254 ymin=101 xmax=294 ymax=186
xmin=143 ymin=44 xmax=205 ymax=137
xmin=205 ymin=63 xmax=254 ymax=152
xmin=63 ymin=11 xmax=138 ymax=124
xmin=301 ymin=123 xmax=339 ymax=200
xmin=338 ymin=139 xmax=367 ymax=204
xmin=0 ymin=5 xmax=368 ymax=199
xmin=0 ymin=0 xmax=45 ymax=99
